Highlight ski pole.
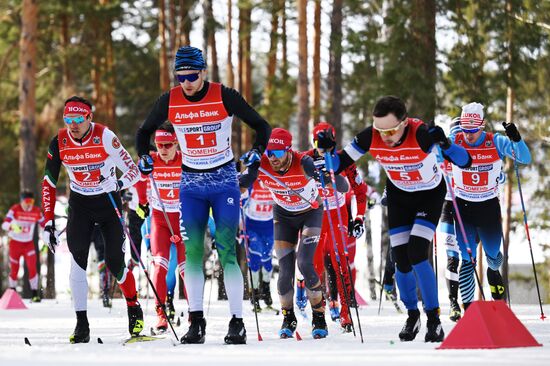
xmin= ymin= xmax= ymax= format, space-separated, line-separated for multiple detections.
xmin=317 ymin=169 xmax=357 ymax=338
xmin=258 ymin=167 xmax=319 ymax=209
xmin=378 ymin=245 xmax=391 ymax=315
xmin=101 ymin=179 xmax=180 ymax=341
xmin=149 ymin=175 xmax=188 ymax=301
xmin=434 ymin=147 xmax=485 ymax=300
xmin=323 ymin=152 xmax=364 ymax=343
xmin=510 ymin=147 xmax=545 ymax=320
xmin=239 ymin=202 xmax=263 ymax=341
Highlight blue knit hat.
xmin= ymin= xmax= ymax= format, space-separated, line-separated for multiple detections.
xmin=174 ymin=46 xmax=207 ymax=71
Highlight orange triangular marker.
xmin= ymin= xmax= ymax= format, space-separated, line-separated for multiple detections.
xmin=438 ymin=300 xmax=542 ymax=349
xmin=0 ymin=289 xmax=28 ymax=310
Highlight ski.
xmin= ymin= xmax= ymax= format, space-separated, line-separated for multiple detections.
xmin=263 ymin=306 xmax=280 ymax=315
xmin=122 ymin=335 xmax=165 ymax=345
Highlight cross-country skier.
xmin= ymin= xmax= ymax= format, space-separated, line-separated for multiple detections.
xmin=2 ymin=191 xmax=44 ymax=302
xmin=449 ymin=102 xmax=531 ymax=310
xmin=41 ymin=96 xmax=144 ymax=343
xmin=136 ymin=46 xmax=271 ymax=344
xmin=136 ymin=122 xmax=186 ymax=333
xmin=316 ymin=95 xmax=471 ymax=342
xmin=239 ymin=127 xmax=348 ymax=339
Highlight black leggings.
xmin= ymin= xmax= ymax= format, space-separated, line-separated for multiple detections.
xmin=67 ymin=191 xmax=127 ymax=279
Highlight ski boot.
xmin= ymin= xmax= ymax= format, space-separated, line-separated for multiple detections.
xmin=296 ymin=279 xmax=308 ymax=311
xmin=311 ymin=311 xmax=328 ymax=339
xmin=251 ymin=288 xmax=262 ymax=313
xmin=224 ymin=315 xmax=247 ymax=344
xmin=31 ymin=289 xmax=41 ymax=303
xmin=329 ymin=300 xmax=340 ymax=321
xmin=70 ymin=311 xmax=90 ymax=344
xmin=166 ymin=293 xmax=175 ymax=321
xmin=399 ymin=309 xmax=421 ymax=342
xmin=425 ymin=308 xmax=444 ymax=342
xmin=279 ymin=308 xmax=298 ymax=339
xmin=154 ymin=304 xmax=168 ymax=333
xmin=127 ymin=303 xmax=144 ymax=336
xmin=488 ymin=268 xmax=506 ymax=300
xmin=102 ymin=291 xmax=112 ymax=308
xmin=181 ymin=311 xmax=206 ymax=344
xmin=449 ymin=297 xmax=461 ymax=322
xmin=261 ymin=281 xmax=273 ymax=307
xmin=384 ymin=284 xmax=398 ymax=302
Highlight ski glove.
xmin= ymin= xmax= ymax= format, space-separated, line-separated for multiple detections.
xmin=42 ymin=220 xmax=60 ymax=253
xmin=138 ymin=154 xmax=154 ymax=175
xmin=502 ymin=122 xmax=521 ymax=142
xmin=315 ymin=129 xmax=336 ymax=152
xmin=348 ymin=216 xmax=365 ymax=239
xmin=428 ymin=126 xmax=451 ymax=150
xmin=99 ymin=177 xmax=122 ymax=194
xmin=240 ymin=148 xmax=261 ymax=168
xmin=136 ymin=203 xmax=149 ymax=219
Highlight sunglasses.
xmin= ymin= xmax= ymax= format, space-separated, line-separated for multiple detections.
xmin=156 ymin=142 xmax=176 ymax=149
xmin=460 ymin=127 xmax=481 ymax=134
xmin=63 ymin=114 xmax=88 ymax=125
xmin=266 ymin=149 xmax=287 ymax=158
xmin=373 ymin=119 xmax=406 ymax=137
xmin=176 ymin=72 xmax=201 ymax=83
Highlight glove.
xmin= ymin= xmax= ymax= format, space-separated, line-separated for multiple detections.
xmin=11 ymin=223 xmax=23 ymax=234
xmin=42 ymin=220 xmax=59 ymax=253
xmin=349 ymin=216 xmax=365 ymax=239
xmin=502 ymin=122 xmax=521 ymax=142
xmin=136 ymin=203 xmax=149 ymax=219
xmin=428 ymin=126 xmax=451 ymax=149
xmin=240 ymin=148 xmax=261 ymax=168
xmin=138 ymin=154 xmax=154 ymax=175
xmin=315 ymin=129 xmax=336 ymax=152
xmin=98 ymin=177 xmax=122 ymax=194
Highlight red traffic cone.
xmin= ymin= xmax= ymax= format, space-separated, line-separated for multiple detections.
xmin=438 ymin=300 xmax=542 ymax=349
xmin=0 ymin=289 xmax=28 ymax=310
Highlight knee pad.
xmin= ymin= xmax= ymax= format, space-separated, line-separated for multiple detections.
xmin=486 ymin=251 xmax=503 ymax=271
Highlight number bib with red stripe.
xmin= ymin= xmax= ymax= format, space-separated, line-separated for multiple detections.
xmin=150 ymin=151 xmax=182 ymax=212
xmin=370 ymin=119 xmax=441 ymax=192
xmin=168 ymin=83 xmax=234 ymax=170
xmin=452 ymin=132 xmax=502 ymax=202
xmin=258 ymin=151 xmax=318 ymax=212
xmin=59 ymin=124 xmax=118 ymax=195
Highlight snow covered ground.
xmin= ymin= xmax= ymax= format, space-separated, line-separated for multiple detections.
xmin=1 ymin=291 xmax=549 ymax=366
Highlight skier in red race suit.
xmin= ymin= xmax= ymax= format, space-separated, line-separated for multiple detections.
xmin=2 ymin=191 xmax=44 ymax=302
xmin=135 ymin=122 xmax=186 ymax=333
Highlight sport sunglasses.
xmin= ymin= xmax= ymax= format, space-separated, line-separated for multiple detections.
xmin=63 ymin=114 xmax=89 ymax=125
xmin=373 ymin=119 xmax=406 ymax=137
xmin=460 ymin=127 xmax=481 ymax=134
xmin=176 ymin=72 xmax=201 ymax=83
xmin=266 ymin=149 xmax=288 ymax=158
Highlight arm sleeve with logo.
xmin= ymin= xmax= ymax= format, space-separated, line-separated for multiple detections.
xmin=42 ymin=136 xmax=62 ymax=222
xmin=103 ymin=129 xmax=141 ymax=190
xmin=221 ymin=86 xmax=271 ymax=154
